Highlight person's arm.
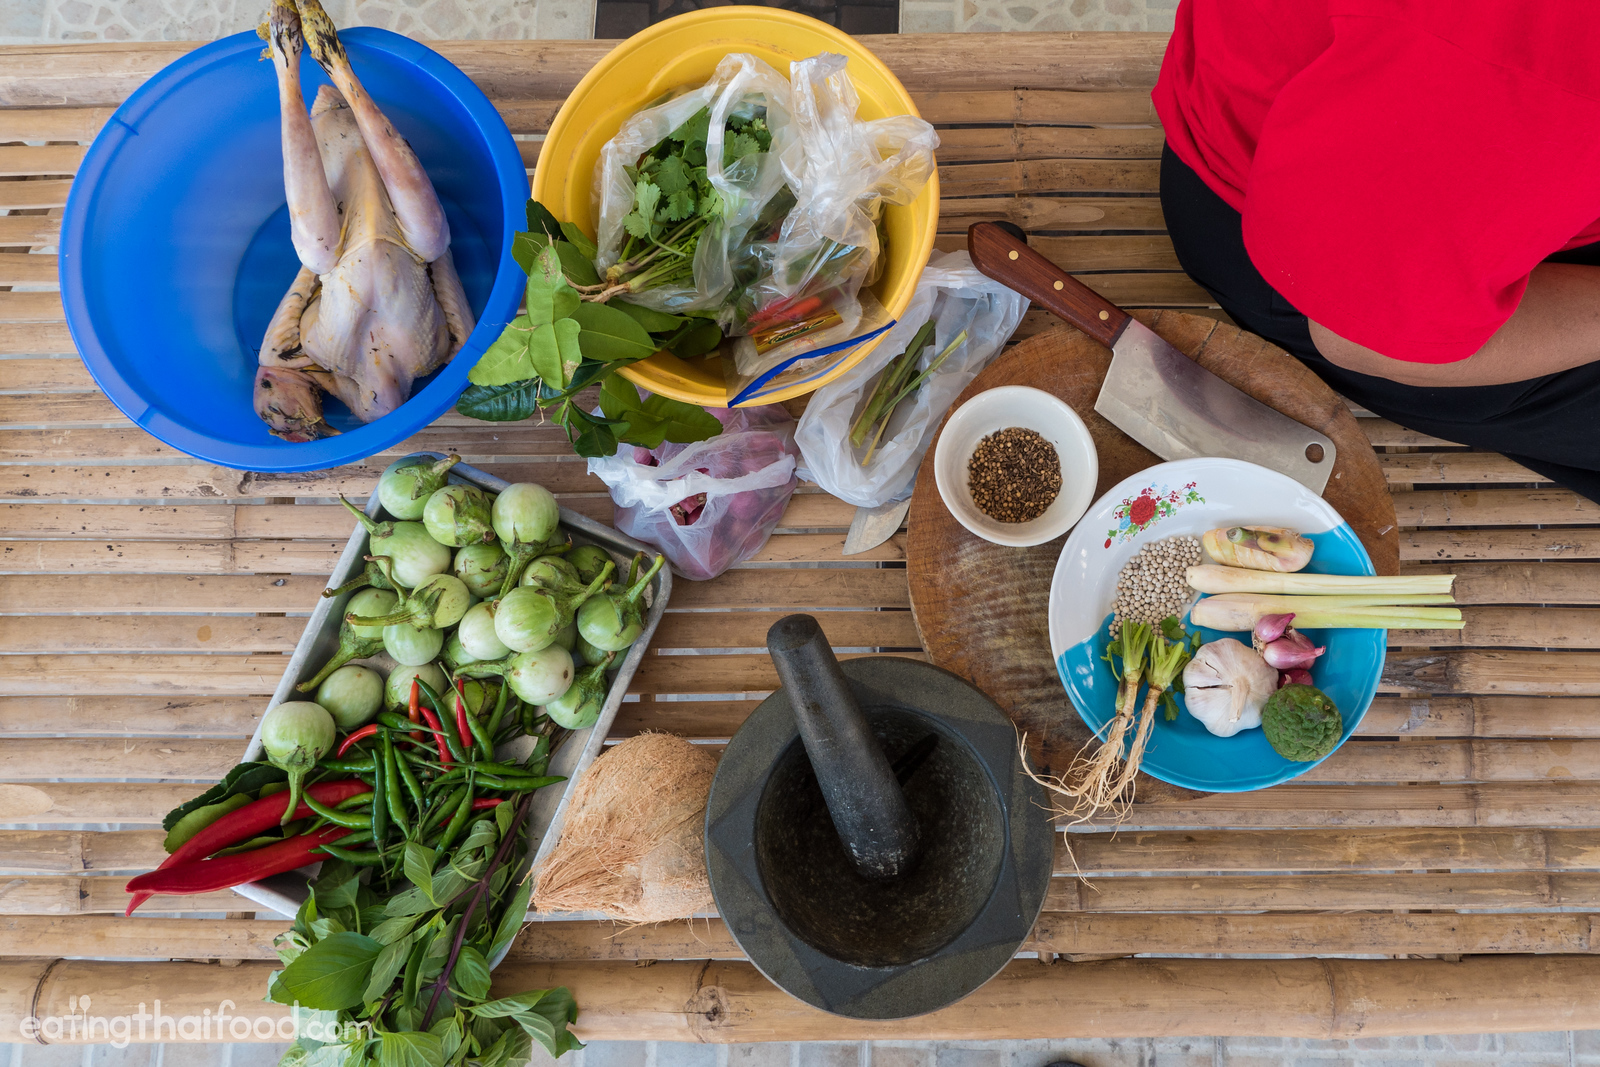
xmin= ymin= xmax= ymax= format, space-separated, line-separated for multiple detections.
xmin=1310 ymin=261 xmax=1600 ymax=387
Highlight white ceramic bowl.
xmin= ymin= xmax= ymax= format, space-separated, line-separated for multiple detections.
xmin=932 ymin=385 xmax=1098 ymax=547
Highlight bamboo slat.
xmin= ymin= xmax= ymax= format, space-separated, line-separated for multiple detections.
xmin=0 ymin=696 xmax=261 ymax=736
xmin=0 ymin=916 xmax=281 ymax=959
xmin=936 ymin=196 xmax=1165 ymax=233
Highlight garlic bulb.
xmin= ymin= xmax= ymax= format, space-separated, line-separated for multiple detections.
xmin=1181 ymin=638 xmax=1279 ymax=737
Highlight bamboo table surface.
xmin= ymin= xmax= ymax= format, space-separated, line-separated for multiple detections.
xmin=3 ymin=32 xmax=1600 ymax=1045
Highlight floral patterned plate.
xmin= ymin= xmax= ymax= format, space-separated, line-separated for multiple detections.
xmin=1046 ymin=457 xmax=1384 ymax=793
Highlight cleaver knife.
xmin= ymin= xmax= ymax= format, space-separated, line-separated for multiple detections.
xmin=966 ymin=221 xmax=1335 ymax=494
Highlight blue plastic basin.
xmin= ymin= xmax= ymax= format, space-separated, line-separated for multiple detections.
xmin=60 ymin=28 xmax=526 ymax=472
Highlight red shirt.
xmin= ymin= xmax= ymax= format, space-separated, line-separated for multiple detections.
xmin=1153 ymin=0 xmax=1600 ymax=364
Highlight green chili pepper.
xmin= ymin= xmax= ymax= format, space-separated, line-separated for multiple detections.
xmin=370 ymin=741 xmax=390 ymax=849
xmin=304 ymin=793 xmax=372 ymax=829
xmin=415 ymin=678 xmax=468 ymax=763
xmin=336 ymin=792 xmax=375 ymax=810
xmin=422 ymin=785 xmax=468 ymax=835
xmin=485 ymin=682 xmax=512 ymax=739
xmin=393 ymin=750 xmax=426 ymax=811
xmin=381 ymin=731 xmax=411 ymax=837
xmin=475 ymin=773 xmax=566 ymax=791
xmin=319 ymin=757 xmax=378 ymax=773
xmin=435 ymin=786 xmax=476 ymax=853
xmin=378 ymin=711 xmax=445 ymax=736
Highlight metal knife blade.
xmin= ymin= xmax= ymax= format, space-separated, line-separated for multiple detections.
xmin=1095 ymin=318 xmax=1335 ymax=493
xmin=843 ymin=497 xmax=912 ymax=555
xmin=964 ymin=221 xmax=1336 ymax=495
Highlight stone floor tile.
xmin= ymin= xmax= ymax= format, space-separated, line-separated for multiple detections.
xmin=934 ymin=1048 xmax=1002 ymax=1067
xmin=84 ymin=1047 xmax=152 ymax=1067
xmin=1033 ymin=1039 xmax=1152 ymax=1067
xmin=1579 ymin=1031 xmax=1600 ymax=1053
xmin=799 ymin=1044 xmax=861 ymax=1067
xmin=870 ymin=1047 xmax=931 ymax=1067
xmin=160 ymin=1045 xmax=231 ymax=1067
xmin=229 ymin=1045 xmax=295 ymax=1067
xmin=898 ymin=1 xmax=954 ymax=31
xmin=732 ymin=1045 xmax=793 ymax=1067
xmin=1499 ymin=1031 xmax=1568 ymax=1053
xmin=586 ymin=1042 xmax=649 ymax=1067
xmin=657 ymin=1043 xmax=721 ymax=1067
xmin=13 ymin=1045 xmax=85 ymax=1067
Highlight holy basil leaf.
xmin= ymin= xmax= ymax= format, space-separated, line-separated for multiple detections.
xmin=526 ymin=200 xmax=563 ymax=239
xmin=559 ymin=221 xmax=599 ymax=261
xmin=375 ymin=1030 xmax=443 ymax=1067
xmin=467 ymin=315 xmax=537 ymax=387
xmin=312 ymin=860 xmax=359 ymax=912
xmin=363 ymin=930 xmax=415 ymax=1005
xmin=270 ymin=931 xmax=382 ymax=1011
xmin=554 ymin=241 xmax=602 ymax=287
xmin=519 ymin=988 xmax=583 ymax=1056
xmin=450 ymin=945 xmax=493 ymax=1001
xmin=403 ymin=842 xmax=436 ymax=903
xmin=510 ymin=230 xmax=550 ymax=275
xmin=431 ymin=1015 xmax=463 ymax=1063
xmin=610 ymin=300 xmax=687 ymax=335
xmin=488 ymin=876 xmax=534 ymax=965
xmin=456 ymin=380 xmax=541 ymax=422
xmin=572 ymin=302 xmax=658 ymax=363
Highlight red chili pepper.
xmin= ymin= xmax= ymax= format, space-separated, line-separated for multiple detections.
xmin=455 ymin=680 xmax=474 ymax=756
xmin=124 ymin=779 xmax=367 ymax=914
xmin=125 ymin=826 xmax=352 ymax=908
xmin=407 ymin=679 xmax=426 ymax=743
xmin=335 ymin=724 xmax=380 ymax=758
xmin=471 ymin=798 xmax=503 ymax=811
xmin=417 ymin=703 xmax=453 ymax=769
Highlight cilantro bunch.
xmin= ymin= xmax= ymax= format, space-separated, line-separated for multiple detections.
xmin=457 ymin=202 xmax=723 ymax=459
xmin=598 ymin=106 xmax=773 ymax=299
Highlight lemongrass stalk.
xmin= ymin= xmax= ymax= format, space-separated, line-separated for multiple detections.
xmin=1192 ymin=594 xmax=1462 ymax=632
xmin=1186 ymin=565 xmax=1454 ymax=596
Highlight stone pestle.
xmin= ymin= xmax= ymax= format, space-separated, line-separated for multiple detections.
xmin=765 ymin=613 xmax=921 ymax=880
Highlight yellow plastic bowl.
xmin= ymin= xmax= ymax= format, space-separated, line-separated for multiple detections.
xmin=534 ymin=7 xmax=938 ymax=407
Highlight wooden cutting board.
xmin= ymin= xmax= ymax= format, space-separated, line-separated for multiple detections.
xmin=905 ymin=310 xmax=1399 ymax=804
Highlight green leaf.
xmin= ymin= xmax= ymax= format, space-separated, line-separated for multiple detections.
xmin=431 ymin=1015 xmax=464 ymax=1063
xmin=476 ymin=1027 xmax=530 ymax=1067
xmin=383 ymin=886 xmax=435 ymax=918
xmin=516 ymin=988 xmax=583 ymax=1056
xmin=569 ymin=410 xmax=621 ymax=459
xmin=599 ymin=373 xmax=644 ymax=420
xmin=510 ymin=231 xmax=550 ymax=275
xmin=270 ymin=931 xmax=382 ymax=1011
xmin=664 ymin=319 xmax=723 ymax=360
xmin=451 ymin=945 xmax=493 ymax=1000
xmin=609 ymin=301 xmax=686 ymax=335
xmin=621 ymin=212 xmax=652 ymax=240
xmin=310 ymin=916 xmax=347 ymax=941
xmin=554 ymin=241 xmax=601 ymax=287
xmin=455 ymin=380 xmax=541 ymax=423
xmin=572 ymin=302 xmax=658 ymax=363
xmin=526 ymin=200 xmax=563 ymax=239
xmin=553 ymin=317 xmax=584 ymax=386
xmin=375 ymin=1030 xmax=443 ymax=1067
xmin=724 ymin=131 xmax=761 ymax=164
xmin=525 ymin=274 xmax=581 ymax=328
xmin=161 ymin=761 xmax=285 ymax=833
xmin=531 ymin=243 xmax=566 ymax=292
xmin=467 ymin=315 xmax=538 ymax=387
xmin=403 ymin=842 xmax=437 ymax=903
xmin=489 ymin=876 xmax=534 ymax=964
xmin=313 ymin=860 xmax=359 ymax=911
xmin=630 ymin=392 xmax=722 ymax=448
xmin=362 ymin=930 xmax=414 ymax=1004
xmin=632 ymin=182 xmax=661 ymax=230
xmin=460 ymin=819 xmax=499 ymax=855
xmin=652 ymin=154 xmax=692 ymax=196
xmin=559 ymin=221 xmax=598 ymax=261
xmin=368 ymin=914 xmax=421 ymax=948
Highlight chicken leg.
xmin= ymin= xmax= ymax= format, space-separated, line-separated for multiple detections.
xmin=266 ymin=0 xmax=340 ymax=277
xmin=296 ymin=0 xmax=450 ymax=262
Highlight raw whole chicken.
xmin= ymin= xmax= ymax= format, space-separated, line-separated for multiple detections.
xmin=253 ymin=0 xmax=475 ymax=441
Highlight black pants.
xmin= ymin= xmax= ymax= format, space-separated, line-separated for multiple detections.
xmin=1160 ymin=143 xmax=1600 ymax=503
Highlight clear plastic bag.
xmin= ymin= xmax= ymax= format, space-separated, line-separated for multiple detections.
xmin=724 ymin=53 xmax=939 ymax=402
xmin=587 ymin=404 xmax=800 ymax=581
xmin=795 ymin=250 xmax=1030 ymax=508
xmin=592 ymin=53 xmax=796 ymax=315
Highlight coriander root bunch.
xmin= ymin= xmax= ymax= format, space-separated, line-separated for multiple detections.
xmin=1025 ymin=618 xmax=1195 ymax=826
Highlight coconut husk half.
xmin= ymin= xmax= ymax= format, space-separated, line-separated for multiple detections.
xmin=532 ymin=731 xmax=718 ymax=922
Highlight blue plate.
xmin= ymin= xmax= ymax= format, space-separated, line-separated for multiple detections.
xmin=1046 ymin=458 xmax=1383 ymax=793
xmin=60 ymin=28 xmax=527 ymax=473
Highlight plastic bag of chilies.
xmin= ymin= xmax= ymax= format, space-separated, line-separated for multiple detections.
xmin=795 ymin=250 xmax=1030 ymax=508
xmin=725 ymin=53 xmax=939 ymax=404
xmin=586 ymin=404 xmax=800 ymax=581
xmin=592 ymin=53 xmax=795 ymax=315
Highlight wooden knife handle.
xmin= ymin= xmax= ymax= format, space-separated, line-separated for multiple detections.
xmin=967 ymin=221 xmax=1132 ymax=348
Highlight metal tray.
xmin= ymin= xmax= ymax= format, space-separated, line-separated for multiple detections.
xmin=233 ymin=454 xmax=671 ymax=953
